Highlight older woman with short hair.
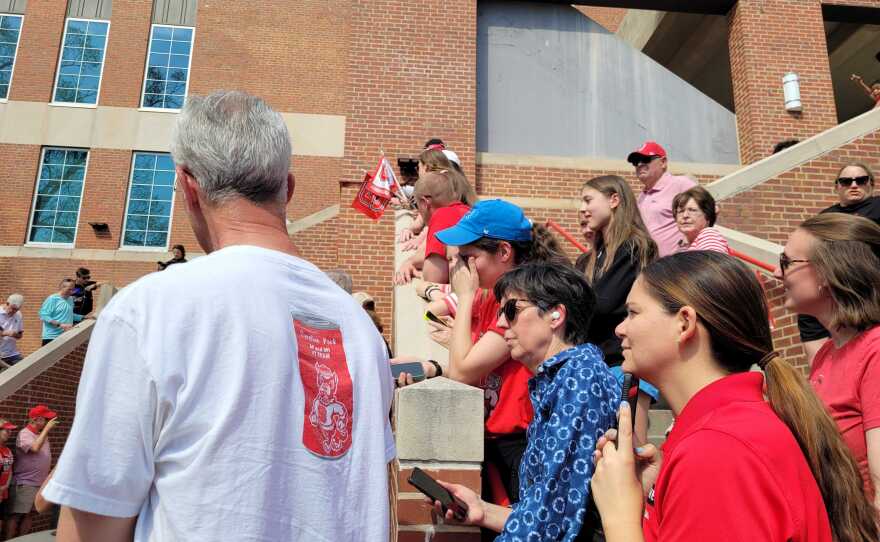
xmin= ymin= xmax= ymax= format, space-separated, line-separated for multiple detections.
xmin=428 ymin=262 xmax=618 ymax=541
xmin=672 ymin=185 xmax=729 ymax=253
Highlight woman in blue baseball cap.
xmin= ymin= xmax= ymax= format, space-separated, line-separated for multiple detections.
xmin=394 ymin=199 xmax=569 ymax=506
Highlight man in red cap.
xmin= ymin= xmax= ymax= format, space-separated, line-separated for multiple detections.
xmin=0 ymin=418 xmax=15 ymax=533
xmin=627 ymin=141 xmax=697 ymax=256
xmin=7 ymin=405 xmax=57 ymax=539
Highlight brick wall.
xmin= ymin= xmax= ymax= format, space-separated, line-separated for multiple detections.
xmin=0 ymin=341 xmax=87 ymax=533
xmin=573 ymin=6 xmax=628 ymax=32
xmin=728 ymin=0 xmax=838 ymax=164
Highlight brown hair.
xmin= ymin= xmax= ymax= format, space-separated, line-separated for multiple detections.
xmin=413 ymin=171 xmax=458 ymax=207
xmin=416 ymin=150 xmax=477 ymax=206
xmin=580 ymin=175 xmax=657 ymax=280
xmin=672 ymin=185 xmax=718 ymax=226
xmin=836 ymin=162 xmax=875 ymax=186
xmin=640 ymin=251 xmax=878 ymax=542
xmin=799 ymin=214 xmax=880 ymax=332
xmin=471 ymin=224 xmax=570 ymax=267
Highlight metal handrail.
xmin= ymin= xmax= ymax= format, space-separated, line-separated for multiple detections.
xmin=728 ymin=248 xmax=776 ymax=273
xmin=545 ymin=219 xmax=589 ymax=253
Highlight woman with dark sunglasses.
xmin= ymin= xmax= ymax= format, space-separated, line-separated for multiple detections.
xmin=774 ymin=213 xmax=880 ymax=512
xmin=428 ymin=263 xmax=618 ymax=541
xmin=798 ymin=163 xmax=880 ymax=364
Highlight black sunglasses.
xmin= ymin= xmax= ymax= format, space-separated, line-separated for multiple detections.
xmin=836 ymin=176 xmax=871 ymax=187
xmin=631 ymin=155 xmax=661 ymax=167
xmin=779 ymin=253 xmax=809 ymax=275
xmin=498 ymin=299 xmax=543 ymax=323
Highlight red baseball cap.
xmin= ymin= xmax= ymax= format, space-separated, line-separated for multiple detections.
xmin=627 ymin=141 xmax=667 ymax=165
xmin=0 ymin=422 xmax=16 ymax=430
xmin=28 ymin=405 xmax=57 ymax=420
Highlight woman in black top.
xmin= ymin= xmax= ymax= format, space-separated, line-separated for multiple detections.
xmin=576 ymin=175 xmax=658 ymax=440
xmin=157 ymin=244 xmax=188 ymax=271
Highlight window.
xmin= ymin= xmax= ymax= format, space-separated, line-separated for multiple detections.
xmin=52 ymin=18 xmax=109 ymax=105
xmin=28 ymin=148 xmax=88 ymax=245
xmin=122 ymin=152 xmax=176 ymax=248
xmin=141 ymin=25 xmax=193 ymax=110
xmin=0 ymin=14 xmax=22 ymax=100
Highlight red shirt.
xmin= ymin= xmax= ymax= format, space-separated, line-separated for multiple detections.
xmin=424 ymin=202 xmax=470 ymax=259
xmin=0 ymin=446 xmax=11 ymax=500
xmin=810 ymin=324 xmax=880 ymax=500
xmin=644 ymin=372 xmax=832 ymax=542
xmin=470 ymin=290 xmax=533 ymax=436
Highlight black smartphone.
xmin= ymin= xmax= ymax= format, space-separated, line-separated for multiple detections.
xmin=424 ymin=311 xmax=450 ymax=328
xmin=407 ymin=467 xmax=469 ymax=521
xmin=390 ymin=361 xmax=426 ymax=382
xmin=618 ymin=372 xmax=639 ymax=431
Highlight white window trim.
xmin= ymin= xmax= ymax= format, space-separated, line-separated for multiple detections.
xmin=25 ymin=146 xmax=90 ymax=248
xmin=139 ymin=23 xmax=195 ymax=112
xmin=49 ymin=17 xmax=111 ymax=108
xmin=119 ymin=151 xmax=177 ymax=251
xmin=0 ymin=13 xmax=25 ymax=103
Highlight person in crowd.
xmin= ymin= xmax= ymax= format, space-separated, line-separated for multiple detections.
xmin=798 ymin=163 xmax=880 ymax=363
xmin=394 ymin=199 xmax=569 ymax=506
xmin=43 ymin=91 xmax=395 ymax=541
xmin=627 ymin=141 xmax=696 ymax=257
xmin=38 ymin=279 xmax=81 ymax=346
xmin=576 ymin=175 xmax=659 ymax=441
xmin=775 ymin=213 xmax=880 ymax=509
xmin=0 ymin=418 xmax=15 ymax=532
xmin=157 ymin=244 xmax=187 ymax=271
xmin=327 ymin=268 xmax=354 ymax=293
xmin=851 ymin=74 xmax=880 ymax=109
xmin=7 ymin=405 xmax=57 ymax=540
xmin=354 ymin=291 xmax=393 ymax=357
xmin=591 ymin=251 xmax=878 ymax=542
xmin=0 ymin=295 xmax=24 ymax=367
xmin=395 ymin=169 xmax=472 ymax=284
xmin=672 ymin=185 xmax=730 ymax=253
xmin=71 ymin=267 xmax=98 ymax=318
xmin=428 ymin=263 xmax=618 ymax=540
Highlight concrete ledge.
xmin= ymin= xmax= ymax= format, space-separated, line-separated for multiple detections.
xmin=394 ymin=377 xmax=484 ymax=462
xmin=0 ymin=245 xmax=205 ymax=263
xmin=0 ymin=320 xmax=94 ymax=402
xmin=476 ymin=152 xmax=739 ymax=176
xmin=287 ymin=205 xmax=340 ymax=234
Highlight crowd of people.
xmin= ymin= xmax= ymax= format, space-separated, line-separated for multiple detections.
xmin=9 ymin=89 xmax=875 ymax=542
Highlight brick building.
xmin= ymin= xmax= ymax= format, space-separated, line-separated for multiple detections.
xmin=0 ymin=0 xmax=877 ymax=361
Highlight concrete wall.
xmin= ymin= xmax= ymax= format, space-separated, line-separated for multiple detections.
xmin=476 ymin=0 xmax=740 ymax=164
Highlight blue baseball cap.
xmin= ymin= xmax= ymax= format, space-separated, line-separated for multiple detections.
xmin=435 ymin=199 xmax=532 ymax=246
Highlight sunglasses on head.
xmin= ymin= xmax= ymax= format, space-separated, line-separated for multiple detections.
xmin=836 ymin=176 xmax=871 ymax=187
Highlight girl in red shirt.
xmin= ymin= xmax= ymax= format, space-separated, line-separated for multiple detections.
xmin=773 ymin=213 xmax=880 ymax=510
xmin=591 ymin=251 xmax=877 ymax=542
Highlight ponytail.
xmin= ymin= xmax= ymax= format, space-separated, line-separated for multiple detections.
xmin=471 ymin=223 xmax=571 ymax=266
xmin=762 ymin=354 xmax=879 ymax=542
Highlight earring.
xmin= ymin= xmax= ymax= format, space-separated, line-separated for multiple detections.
xmin=551 ymin=311 xmax=560 ymax=320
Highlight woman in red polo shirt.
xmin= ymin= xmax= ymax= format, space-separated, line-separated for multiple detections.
xmin=773 ymin=213 xmax=880 ymax=510
xmin=591 ymin=251 xmax=877 ymax=542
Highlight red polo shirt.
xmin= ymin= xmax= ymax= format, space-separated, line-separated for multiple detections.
xmin=643 ymin=372 xmax=832 ymax=542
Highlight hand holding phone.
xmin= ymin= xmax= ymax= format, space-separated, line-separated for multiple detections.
xmin=618 ymin=373 xmax=639 ymax=431
xmin=407 ymin=467 xmax=469 ymax=521
xmin=391 ymin=361 xmax=426 ymax=383
xmin=424 ymin=311 xmax=450 ymax=328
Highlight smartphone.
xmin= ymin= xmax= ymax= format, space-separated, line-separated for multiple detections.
xmin=407 ymin=467 xmax=468 ymax=520
xmin=618 ymin=372 xmax=639 ymax=431
xmin=424 ymin=311 xmax=450 ymax=328
xmin=391 ymin=361 xmax=426 ymax=382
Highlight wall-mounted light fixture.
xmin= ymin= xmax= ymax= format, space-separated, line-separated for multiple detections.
xmin=89 ymin=222 xmax=109 ymax=233
xmin=783 ymin=72 xmax=802 ymax=112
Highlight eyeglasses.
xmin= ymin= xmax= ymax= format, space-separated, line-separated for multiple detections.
xmin=779 ymin=253 xmax=810 ymax=275
xmin=675 ymin=207 xmax=704 ymax=218
xmin=836 ymin=176 xmax=871 ymax=187
xmin=498 ymin=299 xmax=540 ymax=323
xmin=631 ymin=156 xmax=660 ymax=167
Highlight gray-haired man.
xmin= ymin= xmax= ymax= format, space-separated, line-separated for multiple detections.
xmin=45 ymin=92 xmax=395 ymax=542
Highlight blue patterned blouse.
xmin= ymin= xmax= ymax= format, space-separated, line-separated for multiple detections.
xmin=496 ymin=343 xmax=619 ymax=541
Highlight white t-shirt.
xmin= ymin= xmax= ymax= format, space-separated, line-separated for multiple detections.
xmin=0 ymin=309 xmax=23 ymax=359
xmin=43 ymin=245 xmax=396 ymax=542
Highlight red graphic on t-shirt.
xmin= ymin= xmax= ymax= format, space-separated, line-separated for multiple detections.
xmin=295 ymin=319 xmax=353 ymax=458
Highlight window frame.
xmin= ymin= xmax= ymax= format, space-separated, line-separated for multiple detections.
xmin=0 ymin=13 xmax=25 ymax=103
xmin=25 ymin=146 xmax=90 ymax=248
xmin=49 ymin=17 xmax=111 ymax=109
xmin=138 ymin=23 xmax=196 ymax=112
xmin=119 ymin=151 xmax=177 ymax=252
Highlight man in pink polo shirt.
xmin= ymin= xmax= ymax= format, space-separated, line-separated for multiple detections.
xmin=628 ymin=141 xmax=697 ymax=256
xmin=7 ymin=404 xmax=57 ymax=539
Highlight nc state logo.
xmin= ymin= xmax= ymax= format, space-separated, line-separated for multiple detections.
xmin=295 ymin=317 xmax=353 ymax=458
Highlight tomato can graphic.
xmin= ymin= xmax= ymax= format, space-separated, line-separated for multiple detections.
xmin=294 ymin=314 xmax=353 ymax=458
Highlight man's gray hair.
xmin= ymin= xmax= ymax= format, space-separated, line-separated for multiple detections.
xmin=170 ymin=90 xmax=292 ymax=204
xmin=6 ymin=294 xmax=23 ymax=307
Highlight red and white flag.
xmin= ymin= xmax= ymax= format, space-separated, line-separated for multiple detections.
xmin=351 ymin=155 xmax=404 ymax=220
xmin=365 ymin=156 xmax=402 ymax=199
